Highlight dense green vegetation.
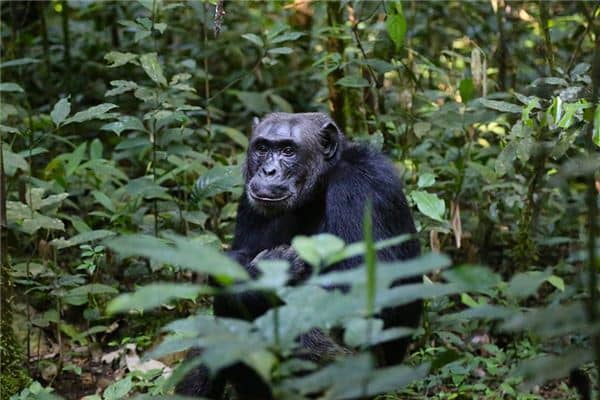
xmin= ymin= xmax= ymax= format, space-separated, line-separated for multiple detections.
xmin=1 ymin=1 xmax=599 ymax=399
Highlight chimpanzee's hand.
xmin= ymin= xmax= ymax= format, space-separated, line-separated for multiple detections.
xmin=249 ymin=245 xmax=312 ymax=285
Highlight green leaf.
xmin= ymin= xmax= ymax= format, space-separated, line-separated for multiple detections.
xmin=386 ymin=13 xmax=407 ymax=49
xmin=104 ymin=51 xmax=138 ymax=67
xmin=63 ymin=284 xmax=118 ymax=306
xmin=480 ymin=98 xmax=522 ymax=113
xmin=270 ymin=31 xmax=303 ymax=44
xmin=105 ymin=234 xmax=248 ymax=281
xmin=546 ymin=275 xmax=564 ymax=292
xmin=154 ymin=22 xmax=167 ymax=34
xmin=0 ymin=124 xmax=19 ymax=134
xmin=50 ymin=97 xmax=71 ymax=127
xmin=21 ymin=214 xmax=65 ymax=234
xmin=64 ymin=103 xmax=118 ymax=125
xmin=140 ymin=53 xmax=167 ymax=86
xmin=593 ymin=105 xmax=599 ymax=147
xmin=460 ymin=292 xmax=478 ymax=307
xmin=442 ymin=264 xmax=501 ymax=291
xmin=458 ymin=78 xmax=475 ymax=102
xmin=101 ymin=116 xmax=146 ymax=135
xmin=194 ymin=165 xmax=243 ymax=199
xmin=267 ymin=47 xmax=293 ymax=55
xmin=417 ymin=172 xmax=435 ymax=188
xmin=241 ymin=33 xmax=264 ymax=47
xmin=495 ymin=141 xmax=517 ymax=177
xmin=413 ymin=122 xmax=431 ymax=138
xmin=363 ymin=58 xmax=395 ymax=73
xmin=0 ymin=57 xmax=39 ymax=68
xmin=506 ymin=270 xmax=551 ymax=299
xmin=50 ymin=230 xmax=116 ymax=250
xmin=213 ymin=124 xmax=249 ymax=148
xmin=105 ymin=80 xmax=138 ymax=97
xmin=103 ymin=376 xmax=133 ymax=400
xmin=336 ymin=75 xmax=370 ymax=88
xmin=2 ymin=148 xmax=29 ymax=175
xmin=292 ymin=234 xmax=345 ymax=268
xmin=410 ymin=190 xmax=445 ymax=222
xmin=125 ymin=177 xmax=170 ymax=200
xmin=0 ymin=82 xmax=24 ymax=92
xmin=232 ymin=91 xmax=270 ymax=113
xmin=65 ymin=143 xmax=87 ymax=176
xmin=92 ymin=190 xmax=116 ymax=212
xmin=137 ymin=0 xmax=160 ymax=12
xmin=107 ymin=283 xmax=211 ymax=313
xmin=89 ymin=138 xmax=103 ymax=160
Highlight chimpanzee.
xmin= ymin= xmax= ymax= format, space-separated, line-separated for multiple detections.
xmin=176 ymin=112 xmax=421 ymax=399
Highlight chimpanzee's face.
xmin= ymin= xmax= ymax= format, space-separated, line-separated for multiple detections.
xmin=245 ymin=113 xmax=341 ymax=215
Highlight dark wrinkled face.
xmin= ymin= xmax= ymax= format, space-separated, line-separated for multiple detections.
xmin=245 ymin=113 xmax=341 ymax=215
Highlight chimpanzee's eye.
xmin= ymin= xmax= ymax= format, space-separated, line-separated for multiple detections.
xmin=255 ymin=144 xmax=268 ymax=154
xmin=282 ymin=146 xmax=295 ymax=156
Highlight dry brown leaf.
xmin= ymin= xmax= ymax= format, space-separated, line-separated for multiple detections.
xmin=451 ymin=201 xmax=462 ymax=249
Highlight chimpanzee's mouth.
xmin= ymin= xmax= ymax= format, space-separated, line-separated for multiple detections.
xmin=248 ymin=190 xmax=291 ymax=203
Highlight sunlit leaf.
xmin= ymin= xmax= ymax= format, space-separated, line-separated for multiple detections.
xmin=140 ymin=52 xmax=167 ymax=86
xmin=64 ymin=103 xmax=118 ymax=125
xmin=386 ymin=13 xmax=407 ymax=50
xmin=0 ymin=82 xmax=24 ymax=92
xmin=104 ymin=51 xmax=138 ymax=68
xmin=410 ymin=190 xmax=445 ymax=222
xmin=51 ymin=97 xmax=71 ymax=126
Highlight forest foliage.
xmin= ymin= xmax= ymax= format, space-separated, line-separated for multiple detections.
xmin=1 ymin=1 xmax=599 ymax=399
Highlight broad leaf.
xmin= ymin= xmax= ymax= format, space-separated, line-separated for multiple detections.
xmin=194 ymin=165 xmax=243 ymax=199
xmin=480 ymin=98 xmax=522 ymax=113
xmin=241 ymin=33 xmax=264 ymax=47
xmin=51 ymin=230 xmax=116 ymax=250
xmin=336 ymin=75 xmax=370 ymax=88
xmin=101 ymin=116 xmax=146 ymax=135
xmin=104 ymin=51 xmax=138 ymax=67
xmin=105 ymin=234 xmax=248 ymax=281
xmin=51 ymin=97 xmax=71 ymax=126
xmin=0 ymin=82 xmax=24 ymax=92
xmin=107 ymin=283 xmax=212 ymax=313
xmin=410 ymin=190 xmax=445 ymax=222
xmin=64 ymin=103 xmax=118 ymax=125
xmin=140 ymin=53 xmax=167 ymax=86
xmin=386 ymin=13 xmax=407 ymax=49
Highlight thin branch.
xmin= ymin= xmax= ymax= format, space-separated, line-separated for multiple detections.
xmin=538 ymin=1 xmax=555 ymax=74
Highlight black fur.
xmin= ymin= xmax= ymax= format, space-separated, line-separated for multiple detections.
xmin=177 ymin=113 xmax=421 ymax=399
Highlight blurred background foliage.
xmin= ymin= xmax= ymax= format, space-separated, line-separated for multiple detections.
xmin=1 ymin=0 xmax=599 ymax=399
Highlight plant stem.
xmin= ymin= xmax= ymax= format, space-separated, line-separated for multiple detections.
xmin=539 ymin=1 xmax=554 ymax=74
xmin=495 ymin=3 xmax=508 ymax=91
xmin=40 ymin=4 xmax=50 ymax=77
xmin=151 ymin=0 xmax=159 ymax=237
xmin=61 ymin=1 xmax=71 ymax=75
xmin=326 ymin=1 xmax=346 ymax=131
xmin=203 ymin=2 xmax=211 ymax=132
xmin=584 ymin=28 xmax=600 ymax=378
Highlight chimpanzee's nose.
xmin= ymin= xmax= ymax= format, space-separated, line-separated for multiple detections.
xmin=262 ymin=166 xmax=276 ymax=176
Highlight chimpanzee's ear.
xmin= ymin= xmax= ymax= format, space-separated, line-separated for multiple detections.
xmin=252 ymin=117 xmax=260 ymax=130
xmin=319 ymin=122 xmax=340 ymax=160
